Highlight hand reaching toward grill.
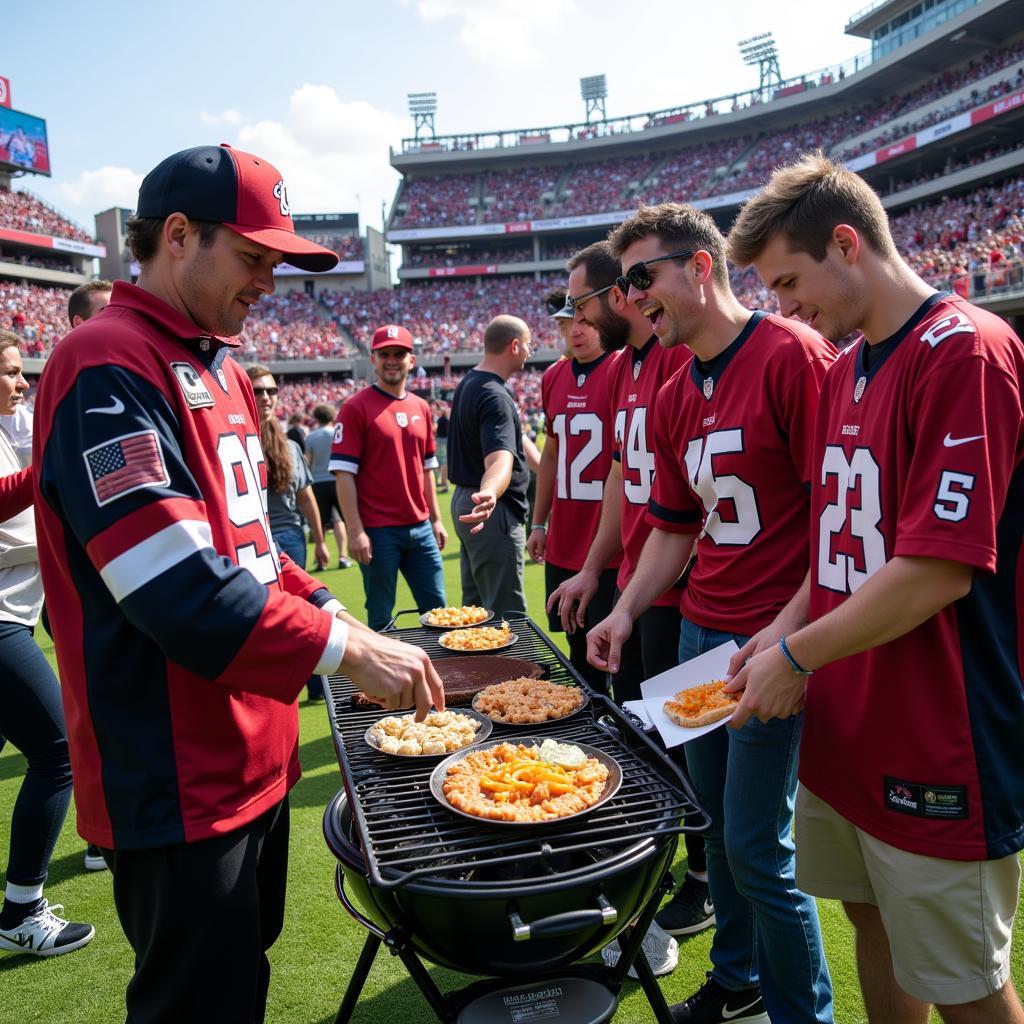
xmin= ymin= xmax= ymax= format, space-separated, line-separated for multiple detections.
xmin=340 ymin=627 xmax=446 ymax=721
xmin=585 ymin=608 xmax=633 ymax=674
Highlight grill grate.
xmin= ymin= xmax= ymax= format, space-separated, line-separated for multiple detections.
xmin=326 ymin=616 xmax=707 ymax=891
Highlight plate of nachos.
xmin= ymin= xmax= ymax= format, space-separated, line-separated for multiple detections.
xmin=420 ymin=606 xmax=494 ymax=629
xmin=437 ymin=620 xmax=518 ymax=653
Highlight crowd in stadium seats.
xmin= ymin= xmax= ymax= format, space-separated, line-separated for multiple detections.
xmin=481 ymin=166 xmax=561 ymax=223
xmin=389 ymin=43 xmax=1024 ymax=229
xmin=394 ymin=174 xmax=477 ymax=228
xmin=0 ymin=251 xmax=77 ymax=273
xmin=333 ymin=276 xmax=563 ymax=354
xmin=0 ymin=187 xmax=94 ymax=244
xmin=301 ymin=232 xmax=363 ymax=261
xmin=0 ymin=280 xmax=71 ymax=355
xmin=237 ymin=291 xmax=351 ymax=360
xmin=406 ymin=243 xmax=534 ymax=267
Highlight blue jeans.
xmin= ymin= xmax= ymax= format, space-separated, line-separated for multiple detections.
xmin=680 ymin=618 xmax=833 ymax=1023
xmin=0 ymin=620 xmax=74 ymax=887
xmin=359 ymin=521 xmax=445 ymax=631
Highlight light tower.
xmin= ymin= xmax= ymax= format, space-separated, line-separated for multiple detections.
xmin=580 ymin=75 xmax=607 ymax=123
xmin=408 ymin=92 xmax=438 ymax=142
xmin=738 ymin=33 xmax=783 ymax=101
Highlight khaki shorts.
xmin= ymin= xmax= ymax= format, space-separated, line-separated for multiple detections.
xmin=795 ymin=785 xmax=1021 ymax=1005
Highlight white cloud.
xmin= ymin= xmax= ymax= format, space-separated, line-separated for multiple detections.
xmin=233 ymin=84 xmax=406 ymax=229
xmin=200 ymin=108 xmax=245 ymax=126
xmin=416 ymin=0 xmax=578 ymax=63
xmin=54 ymin=165 xmax=143 ymax=213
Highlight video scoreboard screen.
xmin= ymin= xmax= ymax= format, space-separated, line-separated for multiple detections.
xmin=0 ymin=107 xmax=51 ymax=176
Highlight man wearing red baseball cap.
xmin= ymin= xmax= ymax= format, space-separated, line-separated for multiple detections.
xmin=30 ymin=145 xmax=444 ymax=1023
xmin=330 ymin=324 xmax=447 ymax=629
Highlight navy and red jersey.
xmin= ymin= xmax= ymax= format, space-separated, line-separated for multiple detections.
xmin=800 ymin=292 xmax=1024 ymax=861
xmin=647 ymin=312 xmax=835 ymax=635
xmin=328 ymin=385 xmax=438 ymax=528
xmin=32 ymin=282 xmax=344 ymax=851
xmin=611 ymin=337 xmax=691 ymax=605
xmin=541 ymin=352 xmax=623 ymax=572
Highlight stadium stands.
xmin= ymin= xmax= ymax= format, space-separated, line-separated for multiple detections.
xmin=0 ymin=187 xmax=94 ymax=243
xmin=394 ymin=173 xmax=477 ymax=228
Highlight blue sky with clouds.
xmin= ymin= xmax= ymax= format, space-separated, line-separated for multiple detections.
xmin=5 ymin=0 xmax=868 ymax=233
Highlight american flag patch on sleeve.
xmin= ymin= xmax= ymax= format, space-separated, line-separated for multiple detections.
xmin=83 ymin=430 xmax=170 ymax=506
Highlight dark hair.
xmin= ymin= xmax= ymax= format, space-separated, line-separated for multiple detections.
xmin=607 ymin=203 xmax=729 ymax=288
xmin=125 ymin=215 xmax=221 ymax=265
xmin=727 ymin=150 xmax=893 ymax=266
xmin=245 ymin=363 xmax=292 ymax=493
xmin=67 ymin=280 xmax=113 ymax=326
xmin=312 ymin=404 xmax=336 ymax=425
xmin=566 ymin=240 xmax=620 ymax=290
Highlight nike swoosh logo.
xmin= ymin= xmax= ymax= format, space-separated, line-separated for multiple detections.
xmin=722 ymin=996 xmax=763 ymax=1019
xmin=943 ymin=433 xmax=984 ymax=447
xmin=86 ymin=397 xmax=125 ymax=416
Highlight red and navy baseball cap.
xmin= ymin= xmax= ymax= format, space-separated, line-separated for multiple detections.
xmin=371 ymin=324 xmax=414 ymax=351
xmin=135 ymin=144 xmax=339 ymax=272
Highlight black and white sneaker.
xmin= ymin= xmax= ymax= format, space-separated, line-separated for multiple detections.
xmin=600 ymin=919 xmax=679 ymax=978
xmin=0 ymin=901 xmax=95 ymax=957
xmin=670 ymin=973 xmax=768 ymax=1023
xmin=84 ymin=844 xmax=107 ymax=871
xmin=656 ymin=873 xmax=715 ymax=935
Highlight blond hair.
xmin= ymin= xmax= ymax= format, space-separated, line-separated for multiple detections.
xmin=727 ymin=151 xmax=894 ymax=267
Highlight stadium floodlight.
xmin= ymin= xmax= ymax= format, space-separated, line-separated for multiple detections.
xmin=738 ymin=32 xmax=783 ymax=100
xmin=580 ymin=75 xmax=607 ymax=124
xmin=408 ymin=92 xmax=438 ymax=142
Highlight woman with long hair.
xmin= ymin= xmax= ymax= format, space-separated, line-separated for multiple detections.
xmin=0 ymin=333 xmax=94 ymax=956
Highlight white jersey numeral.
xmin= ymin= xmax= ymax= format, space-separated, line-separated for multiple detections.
xmin=819 ymin=445 xmax=886 ymax=594
xmin=920 ymin=312 xmax=974 ymax=349
xmin=552 ymin=412 xmax=604 ymax=501
xmin=615 ymin=407 xmax=656 ymax=505
xmin=217 ymin=433 xmax=280 ymax=585
xmin=683 ymin=429 xmax=762 ymax=546
xmin=933 ymin=470 xmax=975 ymax=522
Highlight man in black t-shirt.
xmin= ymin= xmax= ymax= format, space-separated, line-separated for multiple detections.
xmin=448 ymin=315 xmax=531 ymax=615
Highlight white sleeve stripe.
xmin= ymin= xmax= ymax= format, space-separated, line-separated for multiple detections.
xmin=100 ymin=519 xmax=214 ymax=603
xmin=328 ymin=457 xmax=359 ymax=474
xmin=424 ymin=456 xmax=439 ymax=470
xmin=314 ymin=614 xmax=349 ymax=675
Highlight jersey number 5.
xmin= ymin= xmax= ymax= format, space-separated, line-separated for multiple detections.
xmin=819 ymin=445 xmax=886 ymax=594
xmin=218 ymin=433 xmax=280 ymax=585
xmin=683 ymin=429 xmax=762 ymax=546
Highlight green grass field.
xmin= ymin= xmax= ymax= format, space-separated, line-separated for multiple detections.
xmin=1 ymin=497 xmax=1020 ymax=1022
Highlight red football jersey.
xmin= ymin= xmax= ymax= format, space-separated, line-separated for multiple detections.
xmin=800 ymin=293 xmax=1024 ymax=861
xmin=329 ymin=386 xmax=438 ymax=528
xmin=647 ymin=312 xmax=835 ymax=634
xmin=611 ymin=337 xmax=691 ymax=605
xmin=541 ymin=352 xmax=623 ymax=572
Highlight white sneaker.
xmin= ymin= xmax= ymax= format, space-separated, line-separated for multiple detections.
xmin=600 ymin=919 xmax=679 ymax=978
xmin=84 ymin=844 xmax=107 ymax=871
xmin=0 ymin=900 xmax=95 ymax=957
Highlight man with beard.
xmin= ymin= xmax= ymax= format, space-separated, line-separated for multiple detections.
xmin=331 ymin=323 xmax=447 ymax=630
xmin=547 ymin=240 xmax=712 ymax=955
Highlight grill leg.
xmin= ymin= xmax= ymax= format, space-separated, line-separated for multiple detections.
xmin=334 ymin=932 xmax=382 ymax=1024
xmin=394 ymin=943 xmax=457 ymax=1023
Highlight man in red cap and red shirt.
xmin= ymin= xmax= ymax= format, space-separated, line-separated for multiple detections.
xmin=330 ymin=323 xmax=447 ymax=630
xmin=30 ymin=144 xmax=444 ymax=1024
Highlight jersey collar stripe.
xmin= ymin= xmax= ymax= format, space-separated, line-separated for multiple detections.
xmin=99 ymin=519 xmax=214 ymax=602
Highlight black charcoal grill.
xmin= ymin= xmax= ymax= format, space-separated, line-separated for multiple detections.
xmin=322 ymin=613 xmax=709 ymax=1024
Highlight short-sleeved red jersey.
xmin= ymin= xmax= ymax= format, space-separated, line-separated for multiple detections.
xmin=800 ymin=293 xmax=1024 ymax=861
xmin=329 ymin=385 xmax=438 ymax=528
xmin=611 ymin=337 xmax=691 ymax=605
xmin=541 ymin=352 xmax=623 ymax=572
xmin=647 ymin=312 xmax=835 ymax=635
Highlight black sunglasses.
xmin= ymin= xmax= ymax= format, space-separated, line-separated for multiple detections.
xmin=546 ymin=295 xmax=567 ymax=316
xmin=252 ymin=386 xmax=279 ymax=397
xmin=616 ymin=250 xmax=696 ymax=295
xmin=566 ymin=282 xmax=614 ymax=312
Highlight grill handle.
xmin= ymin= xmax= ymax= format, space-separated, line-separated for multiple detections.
xmin=509 ymin=893 xmax=617 ymax=942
